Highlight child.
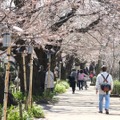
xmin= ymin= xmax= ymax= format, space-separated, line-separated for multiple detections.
xmin=89 ymin=71 xmax=94 ymax=84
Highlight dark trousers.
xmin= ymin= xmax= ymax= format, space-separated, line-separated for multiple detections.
xmin=84 ymin=81 xmax=88 ymax=89
xmin=90 ymin=78 xmax=93 ymax=83
xmin=78 ymin=80 xmax=84 ymax=90
xmin=71 ymin=81 xmax=76 ymax=93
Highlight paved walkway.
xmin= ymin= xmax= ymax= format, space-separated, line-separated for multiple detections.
xmin=40 ymin=82 xmax=120 ymax=120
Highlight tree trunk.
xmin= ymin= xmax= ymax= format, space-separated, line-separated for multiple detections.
xmin=95 ymin=59 xmax=102 ymax=75
xmin=65 ymin=55 xmax=74 ymax=78
xmin=0 ymin=75 xmax=4 ymax=104
xmin=61 ymin=64 xmax=66 ymax=80
xmin=34 ymin=47 xmax=47 ymax=95
xmin=13 ymin=45 xmax=59 ymax=95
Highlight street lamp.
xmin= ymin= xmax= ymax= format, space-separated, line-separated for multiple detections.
xmin=2 ymin=32 xmax=11 ymax=120
xmin=2 ymin=32 xmax=11 ymax=47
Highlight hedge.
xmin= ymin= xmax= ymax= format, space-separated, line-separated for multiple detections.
xmin=111 ymin=80 xmax=120 ymax=95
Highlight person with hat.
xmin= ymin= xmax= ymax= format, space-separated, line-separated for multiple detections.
xmin=96 ymin=65 xmax=113 ymax=114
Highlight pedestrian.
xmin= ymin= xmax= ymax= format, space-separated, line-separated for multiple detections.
xmin=89 ymin=61 xmax=96 ymax=75
xmin=89 ymin=71 xmax=94 ymax=84
xmin=77 ymin=69 xmax=88 ymax=90
xmin=69 ymin=69 xmax=77 ymax=94
xmin=83 ymin=65 xmax=89 ymax=75
xmin=54 ymin=66 xmax=59 ymax=79
xmin=96 ymin=65 xmax=113 ymax=114
xmin=45 ymin=70 xmax=54 ymax=92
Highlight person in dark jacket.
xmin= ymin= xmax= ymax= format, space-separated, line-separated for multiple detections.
xmin=68 ymin=69 xmax=77 ymax=94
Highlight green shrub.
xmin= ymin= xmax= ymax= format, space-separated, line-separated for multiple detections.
xmin=28 ymin=105 xmax=45 ymax=118
xmin=7 ymin=110 xmax=20 ymax=120
xmin=7 ymin=106 xmax=31 ymax=120
xmin=111 ymin=80 xmax=120 ymax=95
xmin=43 ymin=90 xmax=55 ymax=101
xmin=54 ymin=84 xmax=66 ymax=94
xmin=22 ymin=111 xmax=31 ymax=120
xmin=33 ymin=95 xmax=42 ymax=102
xmin=54 ymin=80 xmax=69 ymax=94
xmin=59 ymin=81 xmax=70 ymax=89
xmin=7 ymin=104 xmax=44 ymax=120
xmin=7 ymin=105 xmax=20 ymax=120
xmin=13 ymin=91 xmax=25 ymax=101
xmin=33 ymin=90 xmax=56 ymax=102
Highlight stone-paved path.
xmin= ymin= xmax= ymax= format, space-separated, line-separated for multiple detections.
xmin=38 ymin=82 xmax=120 ymax=120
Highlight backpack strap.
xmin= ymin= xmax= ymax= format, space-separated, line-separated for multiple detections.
xmin=101 ymin=74 xmax=109 ymax=83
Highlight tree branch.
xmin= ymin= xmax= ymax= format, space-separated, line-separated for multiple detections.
xmin=75 ymin=17 xmax=101 ymax=33
xmin=50 ymin=8 xmax=76 ymax=31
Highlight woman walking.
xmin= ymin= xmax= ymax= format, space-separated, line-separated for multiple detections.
xmin=77 ymin=69 xmax=88 ymax=90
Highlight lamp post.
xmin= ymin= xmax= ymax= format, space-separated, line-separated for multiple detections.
xmin=2 ymin=32 xmax=11 ymax=120
xmin=119 ymin=61 xmax=120 ymax=81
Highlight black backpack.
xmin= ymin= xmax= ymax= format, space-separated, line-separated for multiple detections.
xmin=100 ymin=74 xmax=111 ymax=94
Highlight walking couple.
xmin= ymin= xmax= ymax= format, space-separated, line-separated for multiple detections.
xmin=68 ymin=69 xmax=88 ymax=94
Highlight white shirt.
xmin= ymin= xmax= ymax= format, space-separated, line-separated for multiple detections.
xmin=96 ymin=71 xmax=113 ymax=94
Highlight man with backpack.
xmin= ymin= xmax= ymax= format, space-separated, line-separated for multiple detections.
xmin=96 ymin=65 xmax=113 ymax=114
